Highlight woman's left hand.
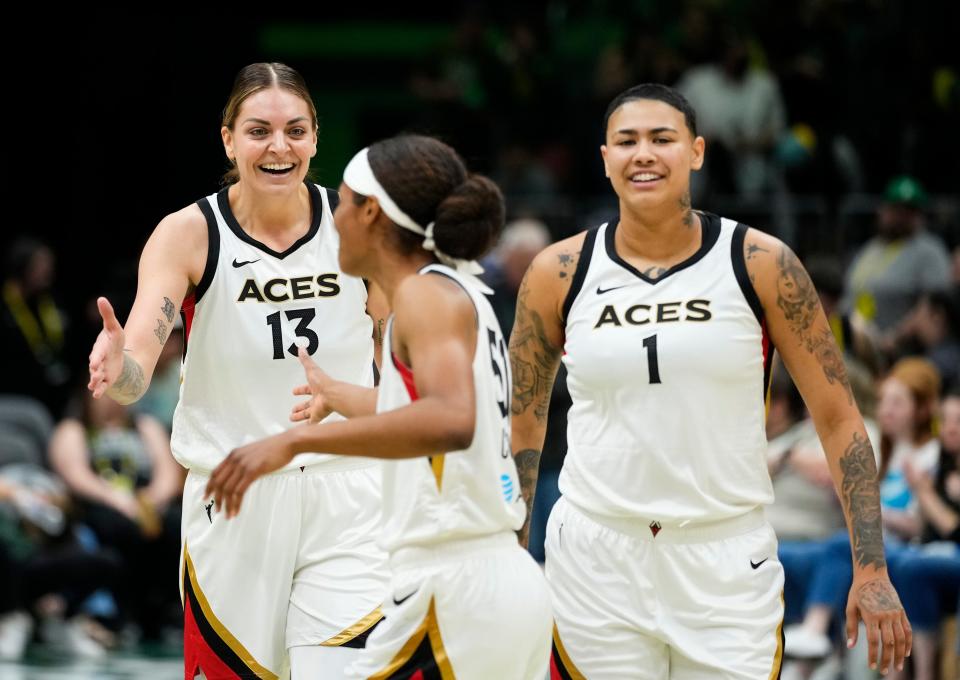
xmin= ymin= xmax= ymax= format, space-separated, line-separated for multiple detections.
xmin=205 ymin=434 xmax=296 ymax=518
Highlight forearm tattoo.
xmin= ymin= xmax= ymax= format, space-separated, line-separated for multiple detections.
xmin=509 ymin=270 xmax=563 ymax=424
xmin=839 ymin=433 xmax=886 ymax=570
xmin=154 ymin=319 xmax=168 ymax=344
xmin=775 ymin=246 xmax=854 ymax=404
xmin=514 ymin=448 xmax=541 ymax=545
xmin=111 ymin=352 xmax=146 ymax=403
xmin=161 ymin=297 xmax=175 ymax=323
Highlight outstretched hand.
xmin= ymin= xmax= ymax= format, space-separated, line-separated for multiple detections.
xmin=290 ymin=347 xmax=335 ymax=424
xmin=846 ymin=576 xmax=912 ymax=675
xmin=204 ymin=434 xmax=296 ymax=518
xmin=88 ymin=297 xmax=125 ymax=398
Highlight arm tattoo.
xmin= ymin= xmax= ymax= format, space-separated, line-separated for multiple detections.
xmin=509 ymin=274 xmax=562 ymax=424
xmin=557 ymin=252 xmax=574 ymax=279
xmin=746 ymin=242 xmax=769 ymax=260
xmin=514 ymin=448 xmax=541 ymax=546
xmin=154 ymin=319 xmax=168 ymax=344
xmin=161 ymin=297 xmax=175 ymax=323
xmin=775 ymin=247 xmax=854 ymax=404
xmin=111 ymin=353 xmax=146 ymax=403
xmin=679 ymin=192 xmax=694 ymax=227
xmin=839 ymin=433 xmax=886 ymax=570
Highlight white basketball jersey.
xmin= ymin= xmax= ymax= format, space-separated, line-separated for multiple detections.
xmin=560 ymin=213 xmax=774 ymax=523
xmin=171 ymin=183 xmax=375 ymax=472
xmin=375 ymin=264 xmax=524 ymax=554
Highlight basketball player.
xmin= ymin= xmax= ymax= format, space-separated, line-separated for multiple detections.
xmin=87 ymin=63 xmax=389 ymax=679
xmin=205 ymin=135 xmax=553 ymax=680
xmin=510 ymin=84 xmax=911 ymax=679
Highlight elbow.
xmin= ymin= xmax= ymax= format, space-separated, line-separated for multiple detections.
xmin=440 ymin=411 xmax=475 ymax=452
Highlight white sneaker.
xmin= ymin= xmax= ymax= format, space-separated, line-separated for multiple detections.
xmin=0 ymin=610 xmax=33 ymax=661
xmin=40 ymin=616 xmax=107 ymax=659
xmin=784 ymin=623 xmax=832 ymax=659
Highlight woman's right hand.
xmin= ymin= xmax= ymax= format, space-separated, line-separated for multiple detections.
xmin=290 ymin=347 xmax=335 ymax=424
xmin=88 ymin=297 xmax=125 ymax=398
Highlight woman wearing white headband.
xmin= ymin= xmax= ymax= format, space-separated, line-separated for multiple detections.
xmin=207 ymin=134 xmax=553 ymax=679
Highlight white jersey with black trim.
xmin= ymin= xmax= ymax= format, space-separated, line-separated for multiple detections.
xmin=375 ymin=264 xmax=524 ymax=554
xmin=559 ymin=212 xmax=774 ymax=524
xmin=171 ymin=183 xmax=376 ymax=472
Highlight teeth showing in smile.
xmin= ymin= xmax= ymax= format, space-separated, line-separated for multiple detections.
xmin=261 ymin=163 xmax=295 ymax=174
xmin=631 ymin=173 xmax=661 ymax=182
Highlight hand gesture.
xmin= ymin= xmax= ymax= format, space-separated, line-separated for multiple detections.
xmin=88 ymin=297 xmax=125 ymax=399
xmin=290 ymin=347 xmax=335 ymax=424
xmin=846 ymin=576 xmax=912 ymax=675
xmin=204 ymin=434 xmax=295 ymax=518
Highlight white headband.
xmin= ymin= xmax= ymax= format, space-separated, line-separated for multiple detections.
xmin=342 ymin=147 xmax=486 ymax=278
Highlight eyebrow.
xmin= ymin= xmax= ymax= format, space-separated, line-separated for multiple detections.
xmin=242 ymin=117 xmax=310 ymax=126
xmin=614 ymin=126 xmax=679 ymax=136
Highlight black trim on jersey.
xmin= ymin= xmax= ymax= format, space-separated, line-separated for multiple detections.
xmin=325 ymin=187 xmax=340 ymax=214
xmin=194 ymin=197 xmax=221 ymax=304
xmin=730 ymin=222 xmax=765 ymax=326
xmin=604 ymin=211 xmax=721 ymax=285
xmin=182 ymin=564 xmax=259 ymax=678
xmin=560 ymin=225 xmax=600 ymax=325
xmin=216 ymin=180 xmax=323 ymax=259
xmin=419 ymin=265 xmax=479 ymax=329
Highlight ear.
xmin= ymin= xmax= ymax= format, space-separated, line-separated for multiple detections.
xmin=221 ymin=126 xmax=235 ymax=161
xmin=308 ymin=126 xmax=318 ymax=160
xmin=691 ymin=136 xmax=706 ymax=171
xmin=600 ymin=144 xmax=610 ymax=178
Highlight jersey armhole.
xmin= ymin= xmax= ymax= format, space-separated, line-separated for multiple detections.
xmin=193 ymin=197 xmax=221 ymax=304
xmin=324 ymin=187 xmax=340 ymax=214
xmin=730 ymin=222 xmax=764 ymax=326
xmin=560 ymin=226 xmax=600 ymax=325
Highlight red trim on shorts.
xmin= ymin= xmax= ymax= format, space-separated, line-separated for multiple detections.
xmin=391 ymin=352 xmax=419 ymax=401
xmin=183 ymin=591 xmax=240 ymax=680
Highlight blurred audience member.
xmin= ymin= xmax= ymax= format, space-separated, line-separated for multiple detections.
xmin=1 ymin=238 xmax=72 ymax=418
xmin=842 ymin=176 xmax=951 ymax=343
xmin=485 ymin=217 xmax=551 ymax=337
xmin=49 ymin=388 xmax=183 ymax=640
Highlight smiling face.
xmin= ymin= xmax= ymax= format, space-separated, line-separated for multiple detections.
xmin=220 ymin=87 xmax=317 ymax=194
xmin=600 ymin=98 xmax=704 ymax=215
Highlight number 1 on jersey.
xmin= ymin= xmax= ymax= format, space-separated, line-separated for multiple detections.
xmin=642 ymin=334 xmax=662 ymax=384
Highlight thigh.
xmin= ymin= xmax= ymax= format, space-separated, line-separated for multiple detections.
xmin=665 ymin=523 xmax=785 ymax=680
xmin=287 ymin=465 xmax=389 ymax=649
xmin=181 ymin=469 xmax=299 ymax=680
xmin=545 ymin=499 xmax=669 ymax=680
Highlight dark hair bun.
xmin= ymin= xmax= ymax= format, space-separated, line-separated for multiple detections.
xmin=432 ymin=175 xmax=505 ymax=261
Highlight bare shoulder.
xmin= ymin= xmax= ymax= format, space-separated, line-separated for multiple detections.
xmin=393 ymin=272 xmax=476 ymax=330
xmin=142 ymin=203 xmax=209 ymax=286
xmin=532 ymin=231 xmax=589 ymax=283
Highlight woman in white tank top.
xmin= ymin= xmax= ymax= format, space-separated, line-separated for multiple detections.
xmin=206 ymin=135 xmax=552 ymax=680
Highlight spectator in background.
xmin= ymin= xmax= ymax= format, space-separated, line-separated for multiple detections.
xmin=485 ymin=217 xmax=551 ymax=337
xmin=1 ymin=238 xmax=72 ymax=418
xmin=842 ymin=176 xmax=952 ymax=344
xmin=676 ymin=31 xmax=787 ymax=197
xmin=48 ymin=387 xmax=182 ymax=641
xmin=888 ymin=389 xmax=960 ymax=680
xmin=0 ymin=396 xmax=53 ymax=468
xmin=893 ymin=289 xmax=960 ymax=392
xmin=0 ymin=467 xmax=120 ymax=659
